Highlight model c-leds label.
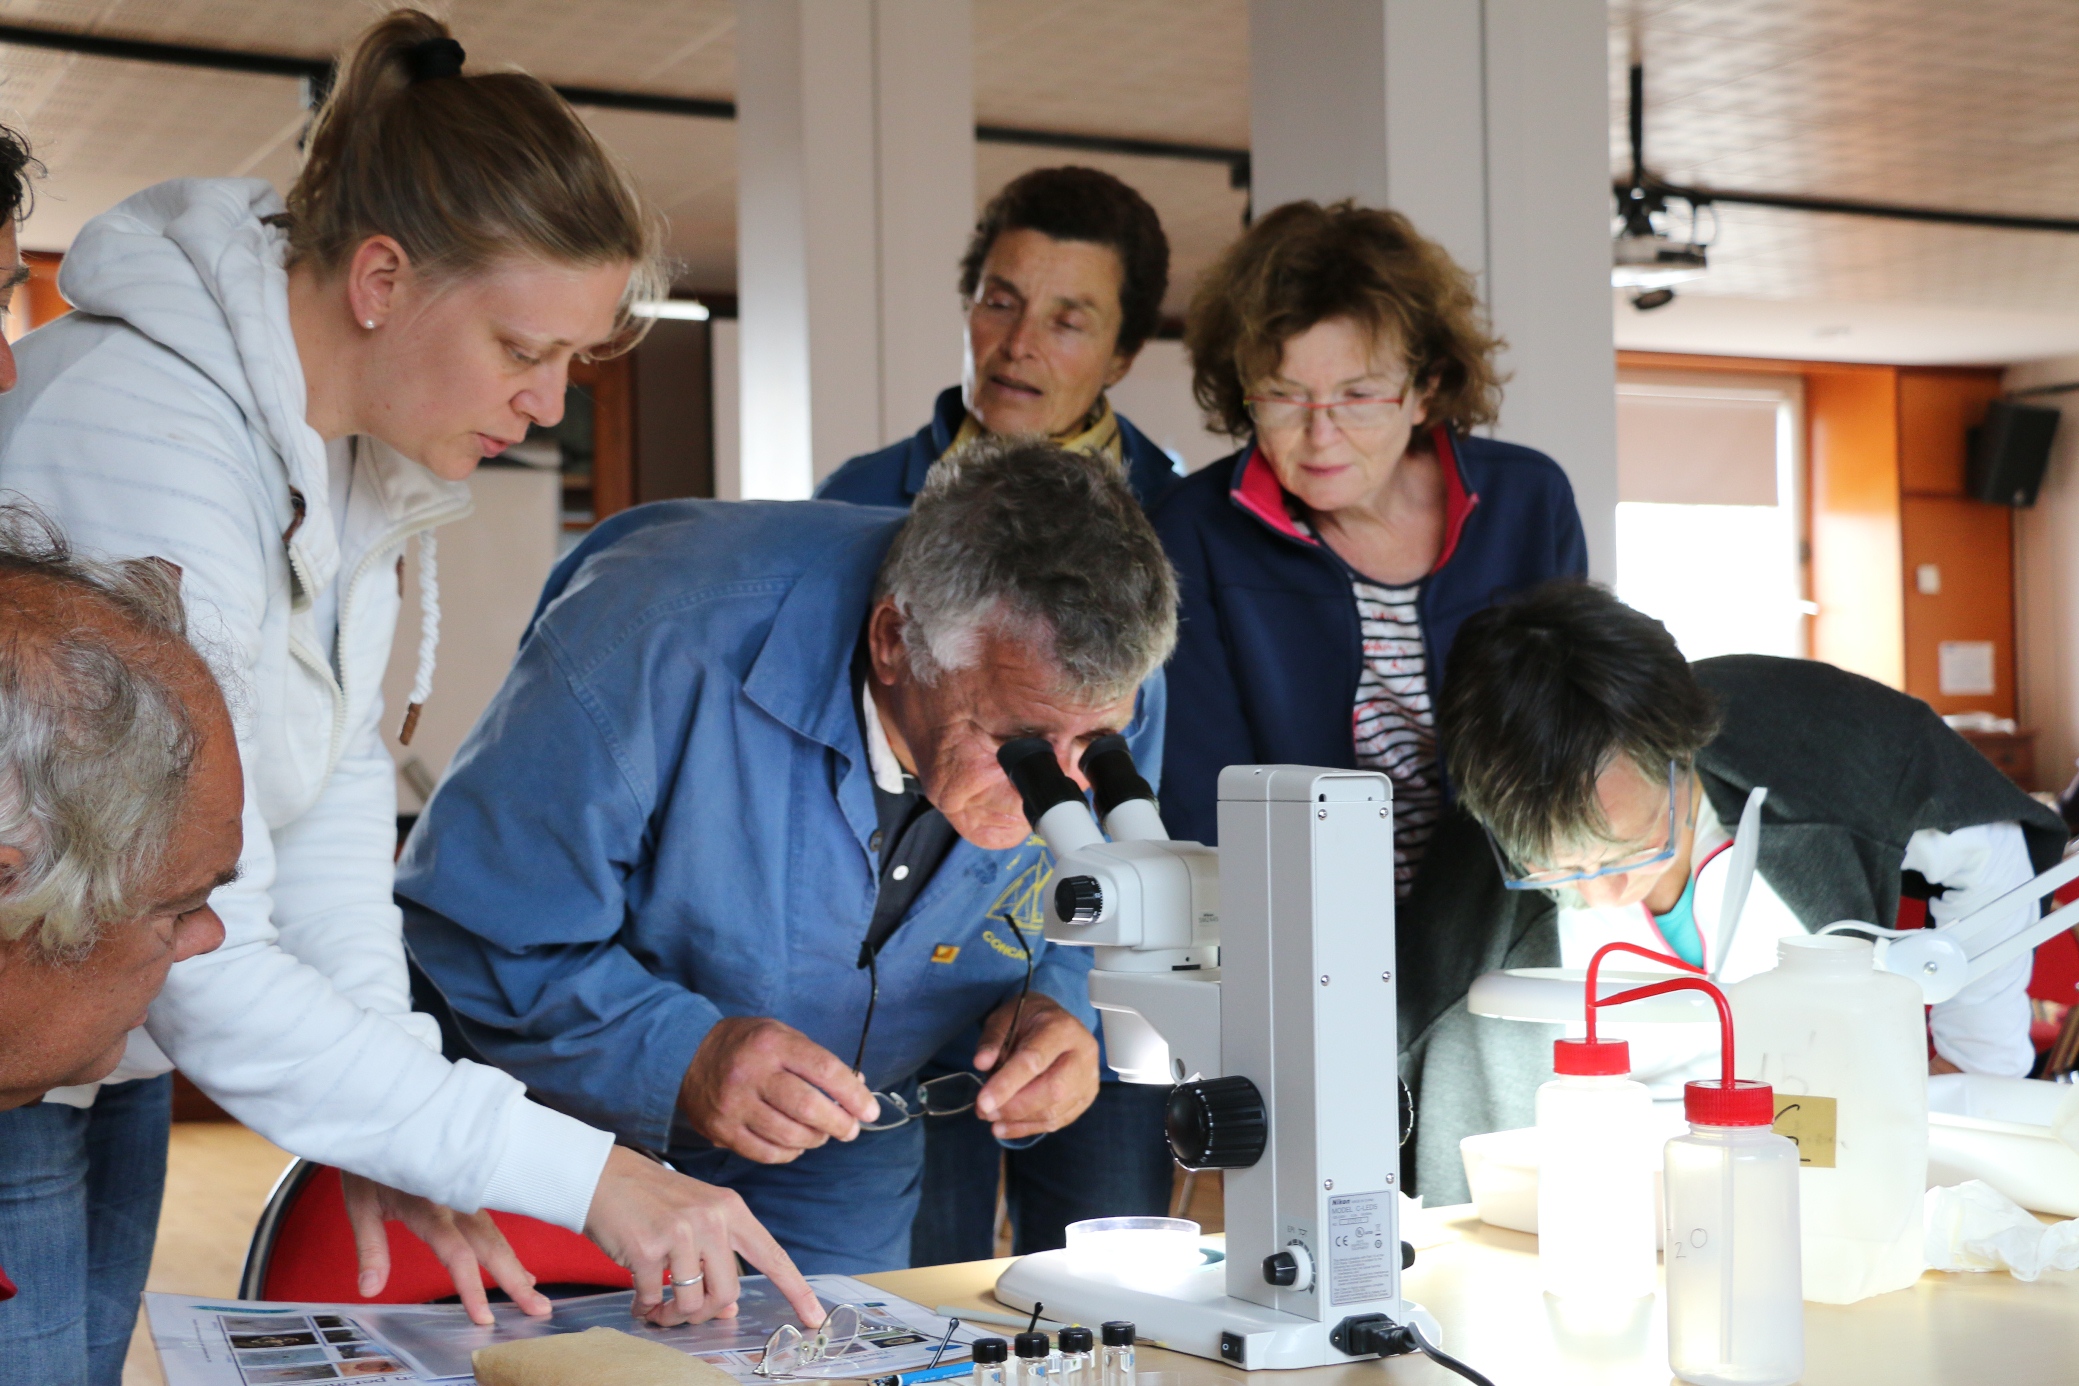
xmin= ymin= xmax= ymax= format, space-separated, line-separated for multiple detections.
xmin=1327 ymin=1190 xmax=1394 ymax=1306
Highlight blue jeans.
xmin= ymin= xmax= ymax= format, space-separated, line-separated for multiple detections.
xmin=0 ymin=1076 xmax=172 ymax=1386
xmin=910 ymin=1079 xmax=1174 ymax=1264
xmin=668 ymin=1112 xmax=925 ymax=1275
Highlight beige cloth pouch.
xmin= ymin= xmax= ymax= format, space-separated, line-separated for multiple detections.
xmin=472 ymin=1326 xmax=739 ymax=1386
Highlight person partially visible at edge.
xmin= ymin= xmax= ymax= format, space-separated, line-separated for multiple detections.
xmin=817 ymin=166 xmax=1180 ymax=1265
xmin=1431 ymin=581 xmax=2064 ymax=1186
xmin=1147 ymin=200 xmax=1587 ymax=1202
xmin=0 ymin=507 xmax=240 ymax=1337
xmin=398 ymin=442 xmax=1179 ymax=1274
xmin=0 ymin=14 xmax=816 ymax=1384
xmin=817 ymin=165 xmax=1182 ymax=511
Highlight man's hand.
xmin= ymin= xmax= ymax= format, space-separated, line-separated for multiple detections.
xmin=585 ymin=1145 xmax=824 ymax=1328
xmin=972 ymin=993 xmax=1099 ymax=1140
xmin=678 ymin=1016 xmax=880 ymax=1163
xmin=340 ymin=1173 xmax=550 ymax=1326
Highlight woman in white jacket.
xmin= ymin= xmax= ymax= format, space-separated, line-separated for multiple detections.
xmin=0 ymin=13 xmax=816 ymax=1383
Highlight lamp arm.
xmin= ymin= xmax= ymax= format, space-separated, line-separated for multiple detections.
xmin=1937 ymin=847 xmax=2079 ymax=953
xmin=1965 ymin=892 xmax=2079 ymax=984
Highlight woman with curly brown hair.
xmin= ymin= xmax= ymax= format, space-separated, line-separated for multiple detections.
xmin=1152 ymin=201 xmax=1587 ymax=1200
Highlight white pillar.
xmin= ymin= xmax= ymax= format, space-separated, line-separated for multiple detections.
xmin=735 ymin=0 xmax=975 ymax=499
xmin=1248 ymin=0 xmax=1617 ymax=580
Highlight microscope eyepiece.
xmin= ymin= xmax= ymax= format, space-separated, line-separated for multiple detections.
xmin=1080 ymin=733 xmax=1155 ymax=819
xmin=997 ymin=737 xmax=1085 ymax=827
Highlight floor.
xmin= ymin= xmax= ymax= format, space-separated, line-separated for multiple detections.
xmin=122 ymin=1123 xmax=294 ymax=1386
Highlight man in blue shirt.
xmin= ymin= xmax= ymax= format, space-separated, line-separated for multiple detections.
xmin=818 ymin=166 xmax=1183 ymax=1266
xmin=399 ymin=440 xmax=1177 ymax=1273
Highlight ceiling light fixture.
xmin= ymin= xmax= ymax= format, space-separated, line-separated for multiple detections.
xmin=1613 ymin=60 xmax=1713 ymax=310
xmin=631 ymin=299 xmax=711 ymax=321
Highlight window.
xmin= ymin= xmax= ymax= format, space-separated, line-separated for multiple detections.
xmin=1614 ymin=373 xmax=1807 ymax=661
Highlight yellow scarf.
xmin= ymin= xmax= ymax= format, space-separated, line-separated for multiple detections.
xmin=948 ymin=396 xmax=1124 ymax=467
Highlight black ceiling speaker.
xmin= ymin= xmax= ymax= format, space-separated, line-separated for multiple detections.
xmin=1967 ymin=400 xmax=2061 ymax=507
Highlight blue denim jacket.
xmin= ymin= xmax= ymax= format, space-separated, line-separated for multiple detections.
xmin=398 ymin=499 xmax=1165 ymax=1154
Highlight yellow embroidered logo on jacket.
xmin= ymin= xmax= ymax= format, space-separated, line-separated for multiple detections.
xmin=982 ymin=837 xmax=1053 ymax=958
xmin=930 ymin=944 xmax=960 ymax=964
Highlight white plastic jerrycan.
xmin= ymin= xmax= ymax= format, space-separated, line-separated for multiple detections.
xmin=1536 ymin=942 xmax=1674 ymax=1302
xmin=1730 ymin=933 xmax=1928 ymax=1304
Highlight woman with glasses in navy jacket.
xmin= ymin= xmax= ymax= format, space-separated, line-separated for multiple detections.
xmin=1151 ymin=201 xmax=1587 ymax=1202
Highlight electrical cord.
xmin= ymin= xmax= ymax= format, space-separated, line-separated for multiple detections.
xmin=1399 ymin=1319 xmax=1495 ymax=1386
xmin=1340 ymin=1315 xmax=1495 ymax=1386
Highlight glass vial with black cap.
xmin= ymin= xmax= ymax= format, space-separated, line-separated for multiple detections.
xmin=1012 ymin=1330 xmax=1054 ymax=1386
xmin=1054 ymin=1326 xmax=1094 ymax=1386
xmin=971 ymin=1337 xmax=1009 ymax=1386
xmin=1099 ymin=1323 xmax=1134 ymax=1386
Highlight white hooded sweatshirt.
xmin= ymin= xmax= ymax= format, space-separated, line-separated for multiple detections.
xmin=0 ymin=178 xmax=611 ymax=1229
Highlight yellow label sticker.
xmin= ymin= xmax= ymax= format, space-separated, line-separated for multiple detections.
xmin=930 ymin=944 xmax=960 ymax=964
xmin=1772 ymin=1093 xmax=1837 ymax=1168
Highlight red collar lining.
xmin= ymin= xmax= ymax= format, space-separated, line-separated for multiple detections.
xmin=1231 ymin=425 xmax=1480 ymax=574
xmin=1639 ymin=838 xmax=1735 ymax=973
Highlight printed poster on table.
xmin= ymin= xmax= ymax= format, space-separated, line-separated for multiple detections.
xmin=145 ymin=1273 xmax=982 ymax=1385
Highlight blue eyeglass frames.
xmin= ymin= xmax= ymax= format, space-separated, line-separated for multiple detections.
xmin=1485 ymin=760 xmax=1690 ymax=891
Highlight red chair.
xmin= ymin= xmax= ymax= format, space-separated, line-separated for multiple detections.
xmin=239 ymin=1160 xmax=633 ymax=1303
xmin=2028 ymin=884 xmax=2079 ymax=1054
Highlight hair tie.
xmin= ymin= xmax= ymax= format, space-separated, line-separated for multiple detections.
xmin=403 ymin=36 xmax=465 ymax=83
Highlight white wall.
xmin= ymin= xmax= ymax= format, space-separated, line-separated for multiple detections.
xmin=712 ymin=316 xmax=742 ymax=500
xmin=1108 ymin=340 xmax=1236 ymax=474
xmin=2008 ymin=357 xmax=2079 ymax=791
xmin=384 ymin=466 xmax=562 ymax=809
xmin=734 ymin=0 xmax=974 ymax=497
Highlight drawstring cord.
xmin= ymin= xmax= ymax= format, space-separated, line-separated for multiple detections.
xmin=398 ymin=530 xmax=439 ymax=745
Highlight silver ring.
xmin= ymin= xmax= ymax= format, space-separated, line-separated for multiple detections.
xmin=671 ymin=1273 xmax=705 ymax=1288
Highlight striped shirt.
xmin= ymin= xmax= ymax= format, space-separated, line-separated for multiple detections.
xmin=1350 ymin=577 xmax=1442 ymax=895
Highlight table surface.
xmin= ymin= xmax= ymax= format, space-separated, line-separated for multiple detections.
xmin=859 ymin=1204 xmax=2079 ymax=1385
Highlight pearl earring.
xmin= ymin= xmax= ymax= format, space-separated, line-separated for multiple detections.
xmin=362 ymin=319 xmax=376 ymax=330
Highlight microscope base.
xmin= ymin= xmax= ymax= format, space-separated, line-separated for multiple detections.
xmin=993 ymin=1249 xmax=1438 ymax=1371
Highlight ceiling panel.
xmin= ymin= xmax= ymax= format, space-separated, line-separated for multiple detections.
xmin=9 ymin=0 xmax=2079 ymax=346
xmin=1614 ymin=0 xmax=2079 ymax=320
xmin=0 ymin=0 xmax=1250 ymax=311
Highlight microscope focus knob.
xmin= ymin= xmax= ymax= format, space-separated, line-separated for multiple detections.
xmin=1166 ymin=1075 xmax=1268 ymax=1170
xmin=1055 ymin=875 xmax=1104 ymax=924
xmin=1262 ymin=1243 xmax=1313 ymax=1290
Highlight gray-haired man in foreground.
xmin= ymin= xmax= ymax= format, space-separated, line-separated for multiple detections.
xmin=0 ymin=506 xmax=239 ymax=1303
xmin=0 ymin=507 xmax=238 ymax=1106
xmin=400 ymin=439 xmax=1178 ymax=1273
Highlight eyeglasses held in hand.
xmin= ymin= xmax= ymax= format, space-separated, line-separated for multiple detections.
xmin=1245 ymin=394 xmax=1404 ymax=433
xmin=758 ymin=1303 xmax=864 ymax=1378
xmin=853 ymin=913 xmax=1036 ymax=1139
xmin=1487 ymin=759 xmax=1689 ymax=890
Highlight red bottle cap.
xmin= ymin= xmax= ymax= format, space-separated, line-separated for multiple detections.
xmin=1683 ymin=1078 xmax=1776 ymax=1127
xmin=1552 ymin=1037 xmax=1632 ymax=1075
